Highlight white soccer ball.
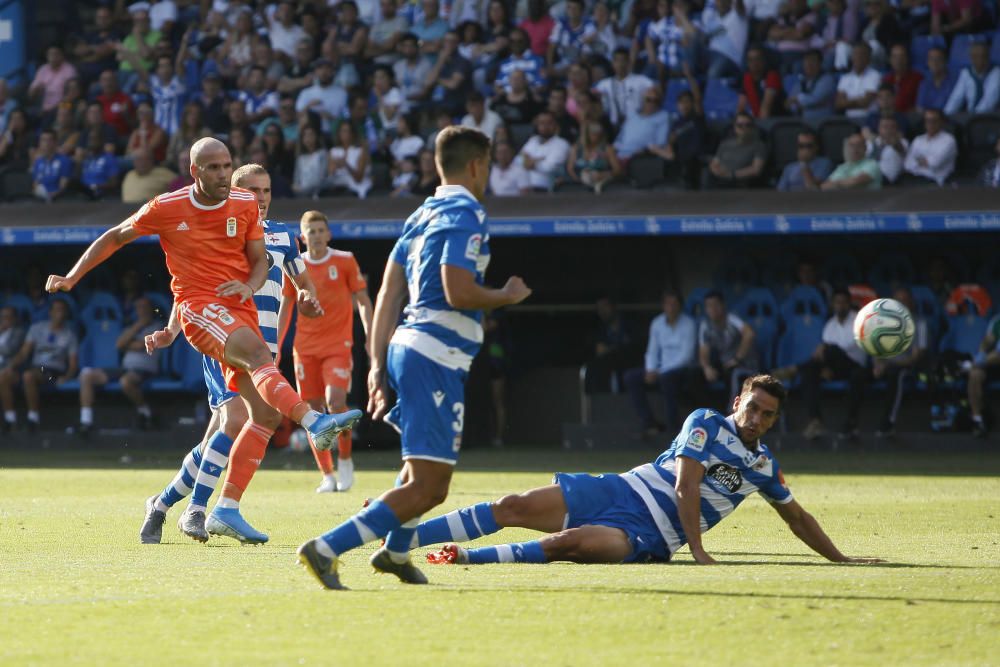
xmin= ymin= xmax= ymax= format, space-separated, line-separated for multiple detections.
xmin=288 ymin=428 xmax=311 ymax=453
xmin=853 ymin=298 xmax=915 ymax=359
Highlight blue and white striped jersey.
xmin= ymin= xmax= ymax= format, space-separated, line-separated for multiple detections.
xmin=256 ymin=219 xmax=305 ymax=354
xmin=150 ymin=74 xmax=185 ymax=136
xmin=237 ymin=90 xmax=279 ymax=119
xmin=620 ymin=408 xmax=793 ymax=558
xmin=389 ymin=184 xmax=490 ymax=372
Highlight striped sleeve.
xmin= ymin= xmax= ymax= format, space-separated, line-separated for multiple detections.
xmin=675 ymin=413 xmax=713 ymax=466
xmin=757 ymin=459 xmax=793 ymax=504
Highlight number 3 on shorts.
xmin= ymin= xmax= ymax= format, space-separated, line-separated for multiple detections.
xmin=451 ymin=402 xmax=464 ymax=433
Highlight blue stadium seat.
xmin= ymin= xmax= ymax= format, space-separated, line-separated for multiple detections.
xmin=703 ymin=79 xmax=740 ymax=120
xmin=782 ymin=74 xmax=799 ymax=99
xmin=910 ymin=285 xmax=943 ymax=343
xmin=821 ymin=253 xmax=863 ymax=287
xmin=664 ymin=77 xmax=692 ymax=116
xmin=912 ymin=34 xmax=946 ymax=73
xmin=818 ymin=117 xmax=860 ymax=164
xmin=3 ymin=293 xmax=34 ymax=324
xmin=80 ymin=290 xmax=123 ymax=326
xmin=780 ymin=285 xmax=827 ymax=323
xmin=685 ymin=286 xmax=712 ymax=318
xmin=775 ymin=314 xmax=824 ymax=370
xmin=939 ymin=313 xmax=989 ymax=355
xmin=736 ymin=288 xmax=780 ymax=369
xmin=868 ymin=252 xmax=916 ymax=293
xmin=172 ymin=338 xmax=205 ymax=391
xmin=991 ymin=32 xmax=1000 ymax=64
xmin=713 ymin=255 xmax=759 ymax=303
xmin=949 ymin=33 xmax=989 ymax=74
xmin=143 ymin=291 xmax=173 ymax=321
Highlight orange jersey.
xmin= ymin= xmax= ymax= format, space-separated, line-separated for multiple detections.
xmin=128 ymin=185 xmax=262 ymax=302
xmin=287 ymin=248 xmax=366 ymax=354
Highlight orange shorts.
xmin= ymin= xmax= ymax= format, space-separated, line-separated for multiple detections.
xmin=178 ymin=297 xmax=263 ymax=391
xmin=293 ymin=346 xmax=353 ymax=400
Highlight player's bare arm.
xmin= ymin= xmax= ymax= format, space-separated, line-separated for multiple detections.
xmin=145 ymin=304 xmax=181 ymax=354
xmin=675 ymin=455 xmax=717 ymax=564
xmin=367 ymin=260 xmax=409 ymax=420
xmin=289 ymin=270 xmax=322 ymax=318
xmin=217 ymin=237 xmax=268 ymax=303
xmin=771 ymin=498 xmax=884 ymax=564
xmin=352 ymin=287 xmax=374 ymax=355
xmin=46 ymin=219 xmax=140 ymax=293
xmin=441 ymin=265 xmax=532 ymax=311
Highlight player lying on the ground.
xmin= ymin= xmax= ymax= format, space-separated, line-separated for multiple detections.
xmin=417 ymin=375 xmax=883 ymax=566
xmin=139 ymin=163 xmax=323 ymax=545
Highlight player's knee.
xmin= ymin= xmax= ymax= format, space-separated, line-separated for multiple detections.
xmin=251 ymin=407 xmax=282 ymax=431
xmin=492 ymin=493 xmax=529 ymax=525
xmin=220 ymin=404 xmax=249 ymax=438
xmin=410 ymin=479 xmax=449 ymax=511
xmin=544 ymin=529 xmax=583 ymax=560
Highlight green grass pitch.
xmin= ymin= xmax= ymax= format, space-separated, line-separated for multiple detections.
xmin=1 ymin=448 xmax=998 ymax=666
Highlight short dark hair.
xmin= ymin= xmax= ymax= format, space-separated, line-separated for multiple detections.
xmin=878 ymin=83 xmax=895 ymax=94
xmin=435 ymin=126 xmax=491 ymax=175
xmin=798 ymin=130 xmax=817 ymax=143
xmin=740 ymin=374 xmax=787 ymax=410
xmin=399 ymin=32 xmax=418 ymax=45
xmin=704 ymin=289 xmax=725 ymax=302
xmin=804 ymin=48 xmax=822 ymax=60
xmin=662 ymin=287 xmax=683 ymax=304
xmin=832 ymin=286 xmax=851 ymax=300
xmin=467 ymin=91 xmax=485 ymax=104
xmin=613 ymin=46 xmax=629 ymax=59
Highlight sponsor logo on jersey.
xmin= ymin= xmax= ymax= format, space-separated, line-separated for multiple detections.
xmin=176 ymin=221 xmax=189 ymax=231
xmin=707 ymin=464 xmax=743 ymax=493
xmin=687 ymin=427 xmax=708 ymax=451
xmin=328 ymin=265 xmax=339 ymax=280
xmin=226 ymin=217 xmax=237 ymax=237
xmin=465 ymin=234 xmax=482 ymax=261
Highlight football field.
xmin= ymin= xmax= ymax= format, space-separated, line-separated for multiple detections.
xmin=2 ymin=448 xmax=998 ymax=666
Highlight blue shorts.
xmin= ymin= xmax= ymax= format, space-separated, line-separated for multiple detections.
xmin=384 ymin=343 xmax=467 ymax=465
xmin=555 ymin=472 xmax=671 ymax=563
xmin=203 ymin=356 xmax=238 ymax=410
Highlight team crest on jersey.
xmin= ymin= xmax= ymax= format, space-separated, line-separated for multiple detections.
xmin=465 ymin=234 xmax=482 ymax=261
xmin=328 ymin=265 xmax=338 ymax=280
xmin=226 ymin=217 xmax=237 ymax=237
xmin=686 ymin=427 xmax=708 ymax=451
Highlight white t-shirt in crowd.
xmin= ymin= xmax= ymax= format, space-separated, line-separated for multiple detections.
xmin=489 ymin=161 xmax=531 ymax=196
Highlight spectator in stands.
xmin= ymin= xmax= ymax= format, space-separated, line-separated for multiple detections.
xmin=412 ymin=148 xmax=442 ymax=196
xmin=260 ymin=122 xmax=295 ymax=184
xmin=884 ymin=44 xmax=923 ymax=113
xmin=424 ymin=31 xmax=474 ymax=117
xmin=271 ymin=96 xmax=302 ymax=147
xmin=77 ymin=135 xmax=121 ymax=200
xmin=166 ymin=103 xmax=211 ymax=169
xmin=246 ymin=34 xmax=287 ymax=90
xmin=81 ymin=102 xmax=119 ymax=155
xmin=0 ymin=80 xmax=15 ymax=137
xmin=119 ymin=6 xmax=162 ymax=89
xmin=967 ymin=311 xmax=1000 ymax=438
xmin=521 ymin=0 xmax=556 ymax=57
xmin=707 ymin=112 xmax=767 ymax=188
xmin=49 ymin=105 xmax=81 ymax=157
xmin=493 ymin=69 xmax=544 ymax=126
xmin=390 ymin=113 xmax=425 ymax=165
xmin=31 ymin=130 xmax=73 ymax=202
xmin=866 ymin=116 xmax=909 ymax=184
xmin=0 ymin=307 xmax=26 ymax=382
xmin=495 ymin=28 xmax=547 ymax=96
xmin=594 ymin=48 xmax=655 ymax=130
xmin=647 ymin=87 xmax=705 ymax=188
xmin=567 ymin=121 xmax=622 ymax=193
xmin=121 ymin=148 xmax=175 ymax=203
xmin=931 ymin=0 xmax=987 ymax=36
xmin=96 ymin=69 xmax=135 ymax=138
xmin=746 ymin=0 xmax=783 ymax=42
xmin=698 ymin=290 xmax=758 ymax=403
xmin=780 ymin=287 xmax=869 ymax=441
xmin=292 ymin=125 xmax=329 ymax=198
xmin=944 ymin=40 xmax=1000 ymax=115
xmin=390 ymin=154 xmax=418 ymax=196
xmin=219 ymin=10 xmax=256 ymax=74
xmin=815 ymin=0 xmax=857 ymax=72
xmin=76 ymin=296 xmax=162 ymax=437
xmin=583 ymin=297 xmax=635 ymax=394
xmin=738 ymin=45 xmax=783 ymax=120
xmin=325 ymin=121 xmax=372 ymax=198
xmin=29 ymin=46 xmax=78 ymax=114
xmin=696 ymin=0 xmax=748 ymax=80
xmin=860 ymin=0 xmax=906 ymax=67
xmin=228 ymin=126 xmax=253 ymax=169
xmin=836 ymin=42 xmax=881 ymax=119
xmin=394 ymin=34 xmax=433 ymax=111
xmin=767 ymin=0 xmax=818 ymax=70
xmin=236 ymin=65 xmax=281 ymax=131
xmin=71 ymin=6 xmax=120 ymax=88
xmin=166 ymin=149 xmax=193 ymax=191
xmin=776 ymin=130 xmax=833 ymax=192
xmin=547 ymin=86 xmax=580 ymax=143
xmin=192 ymin=72 xmax=227 ymax=135
xmin=0 ymin=300 xmax=78 ymax=434
xmin=916 ymin=47 xmax=956 ymax=113
xmin=548 ymin=0 xmax=598 ymax=78
xmin=325 ymin=0 xmax=369 ymax=88
xmin=624 ymin=290 xmax=696 ymax=436
xmin=518 ymin=110 xmax=571 ymax=191
xmin=821 ymin=133 xmax=882 ymax=190
xmin=613 ymin=85 xmax=669 ymax=160
xmin=269 ymin=1 xmax=308 ymax=61
xmin=278 ymin=38 xmax=317 ymax=97
xmin=978 ymin=137 xmax=1000 ymax=187
xmin=461 ymin=92 xmax=504 ymax=139
xmin=865 ymin=84 xmax=911 ymax=135
xmin=489 ymin=141 xmax=531 ymax=195
xmin=903 ymin=109 xmax=957 ymax=186
xmin=426 ymin=108 xmax=455 ymax=149
xmin=126 ymin=101 xmax=168 ymax=164
xmin=367 ymin=0 xmax=408 ymax=66
xmin=412 ymin=0 xmax=450 ymax=57
xmin=340 ymin=93 xmax=380 ymax=156
xmin=0 ymin=109 xmax=32 ymax=172
xmin=295 ymin=58 xmax=348 ymax=134
xmin=873 ymin=287 xmax=929 ymax=439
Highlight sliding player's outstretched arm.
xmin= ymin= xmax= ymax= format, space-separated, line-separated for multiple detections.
xmin=367 ymin=260 xmax=409 ymax=420
xmin=674 ymin=455 xmax=716 ymax=565
xmin=46 ymin=220 xmax=140 ymax=293
xmin=771 ymin=499 xmax=884 ymax=563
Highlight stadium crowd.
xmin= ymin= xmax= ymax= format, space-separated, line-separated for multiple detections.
xmin=6 ymin=0 xmax=1000 ymax=200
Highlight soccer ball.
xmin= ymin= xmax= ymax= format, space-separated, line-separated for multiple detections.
xmin=288 ymin=428 xmax=311 ymax=453
xmin=853 ymin=298 xmax=915 ymax=358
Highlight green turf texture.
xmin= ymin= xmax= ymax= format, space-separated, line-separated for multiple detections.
xmin=1 ymin=449 xmax=998 ymax=666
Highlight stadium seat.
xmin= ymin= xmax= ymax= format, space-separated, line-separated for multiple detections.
xmin=818 ymin=118 xmax=860 ymax=164
xmin=143 ymin=291 xmax=173 ymax=321
xmin=713 ymin=255 xmax=759 ymax=303
xmin=939 ymin=313 xmax=989 ymax=355
xmin=976 ymin=256 xmax=1000 ymax=287
xmin=663 ymin=77 xmax=691 ymax=116
xmin=782 ymin=74 xmax=799 ymax=100
xmin=962 ymin=113 xmax=1000 ymax=173
xmin=172 ymin=338 xmax=206 ymax=391
xmin=910 ymin=284 xmax=944 ymax=343
xmin=949 ymin=33 xmax=989 ymax=75
xmin=736 ymin=288 xmax=780 ymax=368
xmin=509 ymin=123 xmax=534 ymax=151
xmin=775 ymin=312 xmax=824 ymax=369
xmin=991 ymin=31 xmax=1000 ymax=65
xmin=911 ymin=34 xmax=946 ymax=74
xmin=627 ymin=154 xmax=666 ymax=188
xmin=1 ymin=171 xmax=34 ymax=202
xmin=768 ymin=119 xmax=810 ymax=174
xmin=821 ymin=253 xmax=863 ymax=287
xmin=80 ymin=290 xmax=122 ymax=325
xmin=703 ymin=79 xmax=740 ymax=121
xmin=2 ymin=293 xmax=33 ymax=323
xmin=868 ymin=252 xmax=916 ymax=293
xmin=685 ymin=286 xmax=712 ymax=318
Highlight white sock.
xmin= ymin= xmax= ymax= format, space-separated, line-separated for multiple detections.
xmin=153 ymin=497 xmax=169 ymax=513
xmin=315 ymin=539 xmax=336 ymax=558
xmin=187 ymin=502 xmax=207 ymax=512
xmin=4 ymin=410 xmax=15 ymax=423
xmin=973 ymin=414 xmax=984 ymax=424
xmin=300 ymin=411 xmax=319 ymax=429
xmin=323 ymin=473 xmax=336 ymax=483
xmin=137 ymin=405 xmax=152 ymax=418
xmin=217 ymin=497 xmax=239 ymax=509
xmin=27 ymin=411 xmax=39 ymax=423
xmin=80 ymin=407 xmax=94 ymax=425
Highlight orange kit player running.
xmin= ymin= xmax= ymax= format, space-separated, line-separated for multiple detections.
xmin=284 ymin=210 xmax=373 ymax=493
xmin=46 ymin=138 xmax=362 ymax=540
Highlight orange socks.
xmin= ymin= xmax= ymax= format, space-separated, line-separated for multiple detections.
xmin=223 ymin=422 xmax=274 ymax=501
xmin=311 ymin=442 xmax=334 ymax=475
xmin=251 ymin=364 xmax=306 ymax=420
xmin=338 ymin=432 xmax=352 ymax=459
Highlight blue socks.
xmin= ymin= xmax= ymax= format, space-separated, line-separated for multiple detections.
xmin=189 ymin=431 xmax=234 ymax=511
xmin=414 ymin=502 xmax=500 ymax=548
xmin=156 ymin=445 xmax=203 ymax=511
xmin=317 ymin=499 xmax=401 ymax=558
xmin=467 ymin=540 xmax=547 ymax=564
